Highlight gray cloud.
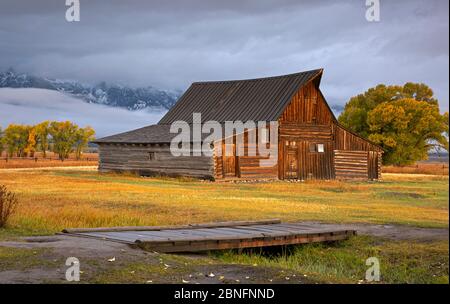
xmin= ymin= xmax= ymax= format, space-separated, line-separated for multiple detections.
xmin=0 ymin=0 xmax=448 ymax=113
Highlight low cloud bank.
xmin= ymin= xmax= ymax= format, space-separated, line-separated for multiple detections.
xmin=0 ymin=88 xmax=166 ymax=137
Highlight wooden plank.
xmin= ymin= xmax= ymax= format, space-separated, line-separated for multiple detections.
xmin=62 ymin=219 xmax=281 ymax=233
xmin=135 ymin=228 xmax=352 ymax=243
xmin=136 ymin=230 xmax=356 ymax=253
xmin=64 ymin=221 xmax=357 ymax=253
xmin=211 ymin=227 xmax=266 ymax=236
xmin=234 ymin=225 xmax=311 ymax=235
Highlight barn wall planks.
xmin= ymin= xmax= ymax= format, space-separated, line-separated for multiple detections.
xmin=279 ymin=82 xmax=333 ymax=125
xmin=334 ymin=150 xmax=368 ymax=180
xmin=277 ymin=82 xmax=382 ymax=180
xmin=98 ymin=144 xmax=214 ymax=179
xmin=278 ymin=83 xmax=335 ymax=180
xmin=334 ymin=124 xmax=382 ymax=152
xmin=213 ymin=135 xmax=278 ymax=180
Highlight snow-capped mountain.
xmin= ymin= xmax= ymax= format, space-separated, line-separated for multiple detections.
xmin=0 ymin=69 xmax=181 ymax=111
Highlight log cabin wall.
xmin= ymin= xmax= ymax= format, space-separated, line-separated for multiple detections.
xmin=98 ymin=143 xmax=215 ymax=179
xmin=333 ymin=124 xmax=383 ymax=180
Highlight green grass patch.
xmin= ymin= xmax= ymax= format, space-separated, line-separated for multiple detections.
xmin=0 ymin=246 xmax=57 ymax=271
xmin=214 ymin=236 xmax=449 ymax=284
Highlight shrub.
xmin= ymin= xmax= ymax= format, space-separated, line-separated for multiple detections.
xmin=0 ymin=185 xmax=18 ymax=228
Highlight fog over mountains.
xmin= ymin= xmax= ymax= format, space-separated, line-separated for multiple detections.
xmin=0 ymin=69 xmax=181 ymax=111
xmin=0 ymin=69 xmax=347 ymax=115
xmin=0 ymin=87 xmax=166 ymax=137
xmin=0 ymin=69 xmax=349 ymax=137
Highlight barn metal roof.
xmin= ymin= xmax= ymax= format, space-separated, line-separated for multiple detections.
xmin=93 ymin=124 xmax=224 ymax=144
xmin=159 ymin=69 xmax=323 ymax=124
xmin=94 ymin=124 xmax=174 ymax=144
xmin=94 ymin=69 xmax=323 ymax=144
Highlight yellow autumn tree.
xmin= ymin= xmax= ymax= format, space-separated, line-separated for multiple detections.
xmin=339 ymin=83 xmax=448 ymax=165
xmin=24 ymin=127 xmax=37 ymax=157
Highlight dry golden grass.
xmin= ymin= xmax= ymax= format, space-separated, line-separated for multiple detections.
xmin=383 ymin=162 xmax=448 ymax=176
xmin=0 ymin=168 xmax=447 ymax=237
xmin=0 ymin=152 xmax=98 ymax=169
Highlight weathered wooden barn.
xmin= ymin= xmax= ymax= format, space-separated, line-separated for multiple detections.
xmin=94 ymin=69 xmax=383 ymax=180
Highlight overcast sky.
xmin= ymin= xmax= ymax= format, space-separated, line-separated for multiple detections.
xmin=0 ymin=0 xmax=448 ymax=122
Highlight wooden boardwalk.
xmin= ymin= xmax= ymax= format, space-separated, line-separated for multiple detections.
xmin=62 ymin=220 xmax=356 ymax=253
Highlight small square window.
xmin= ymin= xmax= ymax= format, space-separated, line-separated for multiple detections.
xmin=309 ymin=143 xmax=316 ymax=152
xmin=317 ymin=144 xmax=325 ymax=153
xmin=148 ymin=152 xmax=156 ymax=160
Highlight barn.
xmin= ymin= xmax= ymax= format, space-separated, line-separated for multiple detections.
xmin=94 ymin=69 xmax=383 ymax=181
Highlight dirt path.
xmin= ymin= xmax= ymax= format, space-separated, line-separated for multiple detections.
xmin=0 ymin=223 xmax=447 ymax=284
xmin=0 ymin=235 xmax=302 ymax=284
xmin=300 ymin=222 xmax=449 ymax=242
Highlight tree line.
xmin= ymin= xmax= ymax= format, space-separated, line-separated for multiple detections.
xmin=339 ymin=82 xmax=449 ymax=166
xmin=0 ymin=121 xmax=95 ymax=160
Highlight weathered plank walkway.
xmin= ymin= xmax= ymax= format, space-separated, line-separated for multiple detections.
xmin=61 ymin=219 xmax=356 ymax=253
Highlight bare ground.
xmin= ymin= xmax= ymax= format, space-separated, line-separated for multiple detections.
xmin=0 ymin=222 xmax=447 ymax=284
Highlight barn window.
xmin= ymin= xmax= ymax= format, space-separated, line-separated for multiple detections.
xmin=148 ymin=152 xmax=156 ymax=160
xmin=317 ymin=144 xmax=325 ymax=153
xmin=309 ymin=143 xmax=325 ymax=153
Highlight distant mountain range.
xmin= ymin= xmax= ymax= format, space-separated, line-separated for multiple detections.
xmin=0 ymin=69 xmax=181 ymax=111
xmin=0 ymin=69 xmax=346 ymax=116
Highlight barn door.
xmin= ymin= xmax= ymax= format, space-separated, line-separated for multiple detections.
xmin=223 ymin=143 xmax=237 ymax=177
xmin=368 ymin=151 xmax=379 ymax=180
xmin=285 ymin=146 xmax=298 ymax=179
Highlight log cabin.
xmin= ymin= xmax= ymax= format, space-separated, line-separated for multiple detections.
xmin=94 ymin=69 xmax=383 ymax=181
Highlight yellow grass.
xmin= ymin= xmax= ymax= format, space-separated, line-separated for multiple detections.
xmin=383 ymin=162 xmax=448 ymax=176
xmin=0 ymin=169 xmax=448 ymax=236
xmin=0 ymin=152 xmax=98 ymax=169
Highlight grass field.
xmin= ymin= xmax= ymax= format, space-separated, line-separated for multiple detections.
xmin=383 ymin=162 xmax=448 ymax=176
xmin=0 ymin=152 xmax=98 ymax=169
xmin=0 ymin=168 xmax=448 ymax=284
xmin=0 ymin=168 xmax=447 ymax=237
xmin=215 ymin=236 xmax=449 ymax=284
